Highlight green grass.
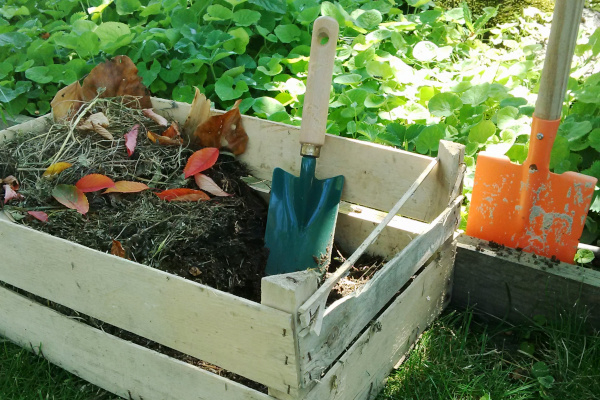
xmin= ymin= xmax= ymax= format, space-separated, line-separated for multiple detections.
xmin=378 ymin=309 xmax=600 ymax=400
xmin=2 ymin=308 xmax=599 ymax=400
xmin=0 ymin=339 xmax=117 ymax=400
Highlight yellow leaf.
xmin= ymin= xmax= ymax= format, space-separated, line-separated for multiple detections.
xmin=43 ymin=162 xmax=73 ymax=177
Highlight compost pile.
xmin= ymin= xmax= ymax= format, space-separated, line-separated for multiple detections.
xmin=0 ymin=58 xmax=268 ymax=302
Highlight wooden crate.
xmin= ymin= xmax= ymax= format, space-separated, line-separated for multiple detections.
xmin=453 ymin=235 xmax=600 ymax=329
xmin=0 ymin=98 xmax=465 ymax=400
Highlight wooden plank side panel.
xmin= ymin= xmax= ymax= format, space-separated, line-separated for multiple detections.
xmin=0 ymin=285 xmax=273 ymax=400
xmin=0 ymin=218 xmax=296 ymax=393
xmin=151 ymin=98 xmax=442 ymax=222
xmin=304 ymin=240 xmax=456 ymax=400
xmin=297 ymin=199 xmax=461 ymax=385
xmin=454 ymin=235 xmax=600 ymax=328
xmin=0 ymin=115 xmax=51 ymax=142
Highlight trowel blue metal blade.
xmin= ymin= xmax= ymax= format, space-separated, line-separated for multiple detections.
xmin=264 ymin=156 xmax=344 ymax=276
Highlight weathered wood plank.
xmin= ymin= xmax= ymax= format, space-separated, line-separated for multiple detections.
xmin=0 ymin=217 xmax=296 ymax=393
xmin=0 ymin=114 xmax=51 ymax=142
xmin=0 ymin=285 xmax=273 ymax=400
xmin=303 ymin=240 xmax=456 ymax=399
xmin=454 ymin=235 xmax=600 ymax=328
xmin=297 ymin=198 xmax=462 ymax=385
xmin=151 ymin=98 xmax=448 ymax=222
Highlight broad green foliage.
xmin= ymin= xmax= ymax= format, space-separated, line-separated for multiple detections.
xmin=1 ymin=0 xmax=599 ymax=246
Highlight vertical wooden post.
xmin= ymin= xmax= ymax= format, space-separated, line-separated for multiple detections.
xmin=424 ymin=140 xmax=465 ymax=222
xmin=261 ymin=270 xmax=321 ymax=400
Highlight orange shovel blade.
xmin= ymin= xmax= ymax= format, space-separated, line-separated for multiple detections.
xmin=467 ymin=152 xmax=596 ymax=263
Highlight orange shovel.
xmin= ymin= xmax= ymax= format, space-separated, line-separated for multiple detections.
xmin=466 ymin=0 xmax=597 ymax=264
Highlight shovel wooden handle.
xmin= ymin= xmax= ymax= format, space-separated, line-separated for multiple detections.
xmin=535 ymin=0 xmax=584 ymax=121
xmin=300 ymin=16 xmax=339 ymax=157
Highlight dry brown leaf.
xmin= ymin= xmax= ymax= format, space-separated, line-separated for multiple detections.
xmin=111 ymin=239 xmax=127 ymax=259
xmin=2 ymin=175 xmax=19 ymax=190
xmin=162 ymin=121 xmax=180 ymax=138
xmin=182 ymin=87 xmax=211 ymax=142
xmin=50 ymin=81 xmax=83 ymax=122
xmin=192 ymin=99 xmax=248 ymax=155
xmin=78 ymin=112 xmax=114 ymax=140
xmin=147 ymin=130 xmax=183 ymax=146
xmin=80 ymin=55 xmax=152 ymax=109
xmin=189 ymin=266 xmax=202 ymax=276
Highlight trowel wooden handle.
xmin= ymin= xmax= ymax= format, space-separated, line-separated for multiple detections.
xmin=534 ymin=0 xmax=584 ymax=121
xmin=300 ymin=16 xmax=339 ymax=157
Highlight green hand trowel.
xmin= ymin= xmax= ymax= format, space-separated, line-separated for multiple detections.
xmin=264 ymin=16 xmax=344 ymax=276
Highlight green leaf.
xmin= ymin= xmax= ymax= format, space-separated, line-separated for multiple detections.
xmin=582 ymin=160 xmax=600 ymax=181
xmin=215 ymin=75 xmax=249 ymax=101
xmin=25 ymin=66 xmax=53 ymax=84
xmin=297 ymin=6 xmax=321 ymax=25
xmin=468 ymin=120 xmax=496 ymax=143
xmin=0 ymin=61 xmax=11 ymax=79
xmin=558 ymin=120 xmax=593 ymax=142
xmin=589 ymin=128 xmax=600 ymax=152
xmin=0 ymin=86 xmax=18 ymax=103
xmin=499 ymin=97 xmax=527 ymax=108
xmin=321 ymin=2 xmax=346 ymax=27
xmin=233 ymin=9 xmax=261 ymax=26
xmin=461 ymin=83 xmax=490 ymax=106
xmin=76 ymin=31 xmax=101 ymax=58
xmin=412 ymin=41 xmax=438 ymax=62
xmin=496 ymin=106 xmax=519 ymax=130
xmin=575 ymin=249 xmax=595 ymax=264
xmin=225 ymin=0 xmax=247 ymax=5
xmin=257 ymin=57 xmax=283 ymax=76
xmin=116 ymin=0 xmax=142 ymax=15
xmin=538 ymin=375 xmax=555 ymax=389
xmin=274 ymin=24 xmax=302 ymax=43
xmin=253 ymin=96 xmax=285 ymax=116
xmin=485 ymin=129 xmax=516 ymax=156
xmin=428 ymin=92 xmax=462 ymax=117
xmin=138 ymin=60 xmax=162 ymax=86
xmin=159 ymin=59 xmax=183 ymax=83
xmin=334 ymin=74 xmax=362 ymax=85
xmin=0 ymin=32 xmax=31 ymax=49
xmin=355 ymin=10 xmax=382 ymax=30
xmin=366 ymin=59 xmax=393 ymax=79
xmin=365 ymin=94 xmax=386 ymax=108
xmin=415 ymin=124 xmax=444 ymax=154
xmin=223 ymin=27 xmax=250 ymax=54
xmin=95 ymin=22 xmax=132 ymax=52
xmin=249 ymin=0 xmax=287 ymax=14
xmin=406 ymin=0 xmax=430 ymax=7
xmin=205 ymin=4 xmax=233 ymax=21
xmin=550 ymin=135 xmax=570 ymax=170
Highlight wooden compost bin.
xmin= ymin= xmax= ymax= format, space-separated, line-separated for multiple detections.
xmin=0 ymin=98 xmax=465 ymax=400
xmin=453 ymin=235 xmax=600 ymax=329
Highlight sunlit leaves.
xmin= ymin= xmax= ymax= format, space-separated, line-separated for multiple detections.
xmin=469 ymin=120 xmax=496 ymax=144
xmin=428 ymin=93 xmax=462 ymax=117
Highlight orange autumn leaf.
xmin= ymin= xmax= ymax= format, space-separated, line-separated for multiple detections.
xmin=155 ymin=188 xmax=210 ymax=202
xmin=80 ymin=55 xmax=152 ymax=109
xmin=52 ymin=184 xmax=89 ymax=214
xmin=162 ymin=121 xmax=180 ymax=138
xmin=27 ymin=211 xmax=48 ymax=223
xmin=147 ymin=130 xmax=183 ymax=146
xmin=75 ymin=174 xmax=116 ymax=193
xmin=194 ymin=174 xmax=230 ymax=197
xmin=103 ymin=181 xmax=149 ymax=194
xmin=43 ymin=162 xmax=73 ymax=177
xmin=111 ymin=239 xmax=127 ymax=258
xmin=183 ymin=147 xmax=219 ymax=178
xmin=182 ymin=87 xmax=211 ymax=142
xmin=192 ymin=99 xmax=248 ymax=155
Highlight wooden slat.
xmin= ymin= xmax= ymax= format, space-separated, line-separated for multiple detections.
xmin=0 ymin=285 xmax=273 ymax=400
xmin=0 ymin=217 xmax=296 ymax=393
xmin=303 ymin=240 xmax=456 ymax=399
xmin=297 ymin=198 xmax=462 ymax=385
xmin=454 ymin=235 xmax=600 ymax=328
xmin=151 ymin=98 xmax=446 ymax=222
xmin=0 ymin=114 xmax=51 ymax=142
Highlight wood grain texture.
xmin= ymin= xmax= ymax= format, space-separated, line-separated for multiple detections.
xmin=453 ymin=235 xmax=600 ymax=328
xmin=297 ymin=198 xmax=462 ymax=385
xmin=303 ymin=240 xmax=456 ymax=400
xmin=0 ymin=114 xmax=51 ymax=142
xmin=0 ymin=285 xmax=274 ymax=400
xmin=0 ymin=217 xmax=296 ymax=393
xmin=151 ymin=98 xmax=445 ymax=222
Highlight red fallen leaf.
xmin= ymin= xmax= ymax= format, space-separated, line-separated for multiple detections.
xmin=103 ymin=181 xmax=149 ymax=194
xmin=3 ymin=184 xmax=24 ymax=204
xmin=27 ymin=211 xmax=49 ymax=223
xmin=183 ymin=148 xmax=219 ymax=178
xmin=155 ymin=188 xmax=210 ymax=202
xmin=162 ymin=121 xmax=180 ymax=138
xmin=75 ymin=174 xmax=116 ymax=193
xmin=43 ymin=162 xmax=72 ymax=177
xmin=194 ymin=174 xmax=230 ymax=197
xmin=111 ymin=239 xmax=127 ymax=258
xmin=2 ymin=175 xmax=19 ymax=190
xmin=147 ymin=130 xmax=183 ymax=146
xmin=125 ymin=124 xmax=140 ymax=156
xmin=52 ymin=184 xmax=89 ymax=214
xmin=143 ymin=108 xmax=169 ymax=127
